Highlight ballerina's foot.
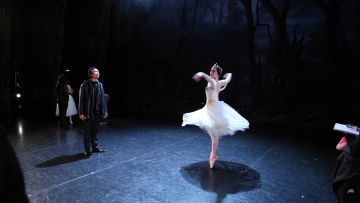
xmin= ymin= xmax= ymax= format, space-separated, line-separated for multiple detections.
xmin=209 ymin=155 xmax=218 ymax=169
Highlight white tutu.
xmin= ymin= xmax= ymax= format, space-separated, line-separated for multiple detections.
xmin=182 ymin=101 xmax=249 ymax=138
xmin=56 ymin=95 xmax=78 ymax=117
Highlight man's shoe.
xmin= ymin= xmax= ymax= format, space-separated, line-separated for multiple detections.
xmin=83 ymin=152 xmax=92 ymax=158
xmin=92 ymin=148 xmax=105 ymax=153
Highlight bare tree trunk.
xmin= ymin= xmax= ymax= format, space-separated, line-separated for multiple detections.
xmin=256 ymin=0 xmax=272 ymax=43
xmin=239 ymin=0 xmax=263 ymax=109
xmin=315 ymin=0 xmax=344 ymax=103
xmin=175 ymin=0 xmax=200 ymax=98
xmin=260 ymin=0 xmax=290 ymax=113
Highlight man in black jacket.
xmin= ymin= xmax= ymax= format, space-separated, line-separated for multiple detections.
xmin=78 ymin=67 xmax=108 ymax=158
xmin=333 ymin=128 xmax=360 ymax=203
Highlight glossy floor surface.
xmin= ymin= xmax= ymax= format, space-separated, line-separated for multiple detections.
xmin=8 ymin=118 xmax=339 ymax=203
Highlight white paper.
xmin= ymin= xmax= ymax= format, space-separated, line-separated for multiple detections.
xmin=333 ymin=123 xmax=359 ymax=135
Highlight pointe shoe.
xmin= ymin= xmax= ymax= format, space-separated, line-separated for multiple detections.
xmin=209 ymin=155 xmax=218 ymax=168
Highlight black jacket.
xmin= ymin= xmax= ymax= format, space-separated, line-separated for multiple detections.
xmin=333 ymin=134 xmax=360 ymax=193
xmin=78 ymin=80 xmax=107 ymax=118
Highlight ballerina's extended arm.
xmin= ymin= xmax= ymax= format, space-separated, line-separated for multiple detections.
xmin=193 ymin=72 xmax=216 ymax=87
xmin=219 ymin=73 xmax=232 ymax=91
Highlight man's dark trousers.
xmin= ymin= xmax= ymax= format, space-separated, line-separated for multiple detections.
xmin=84 ymin=115 xmax=100 ymax=153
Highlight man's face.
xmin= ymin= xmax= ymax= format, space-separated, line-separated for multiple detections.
xmin=90 ymin=69 xmax=100 ymax=79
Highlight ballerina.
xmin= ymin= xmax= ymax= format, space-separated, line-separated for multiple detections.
xmin=56 ymin=84 xmax=78 ymax=125
xmin=66 ymin=84 xmax=78 ymax=125
xmin=182 ymin=63 xmax=249 ymax=168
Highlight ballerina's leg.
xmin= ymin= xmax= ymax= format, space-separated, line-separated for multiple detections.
xmin=209 ymin=133 xmax=219 ymax=168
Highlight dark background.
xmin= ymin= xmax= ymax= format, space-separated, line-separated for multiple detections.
xmin=1 ymin=0 xmax=360 ymax=132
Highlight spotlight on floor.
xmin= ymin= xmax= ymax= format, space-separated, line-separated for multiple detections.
xmin=18 ymin=122 xmax=23 ymax=136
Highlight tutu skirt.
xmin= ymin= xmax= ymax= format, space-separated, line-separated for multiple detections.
xmin=182 ymin=101 xmax=249 ymax=138
xmin=56 ymin=95 xmax=78 ymax=117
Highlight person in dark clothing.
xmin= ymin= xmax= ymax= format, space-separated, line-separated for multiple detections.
xmin=55 ymin=74 xmax=70 ymax=129
xmin=333 ymin=126 xmax=360 ymax=203
xmin=78 ymin=67 xmax=108 ymax=158
xmin=0 ymin=126 xmax=29 ymax=203
xmin=99 ymin=94 xmax=110 ymax=125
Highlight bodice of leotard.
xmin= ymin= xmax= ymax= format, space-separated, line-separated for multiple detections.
xmin=205 ymin=81 xmax=220 ymax=104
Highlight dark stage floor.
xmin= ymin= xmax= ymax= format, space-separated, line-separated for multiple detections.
xmin=7 ymin=118 xmax=339 ymax=203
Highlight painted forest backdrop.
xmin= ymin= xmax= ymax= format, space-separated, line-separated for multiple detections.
xmin=1 ymin=0 xmax=360 ymax=131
